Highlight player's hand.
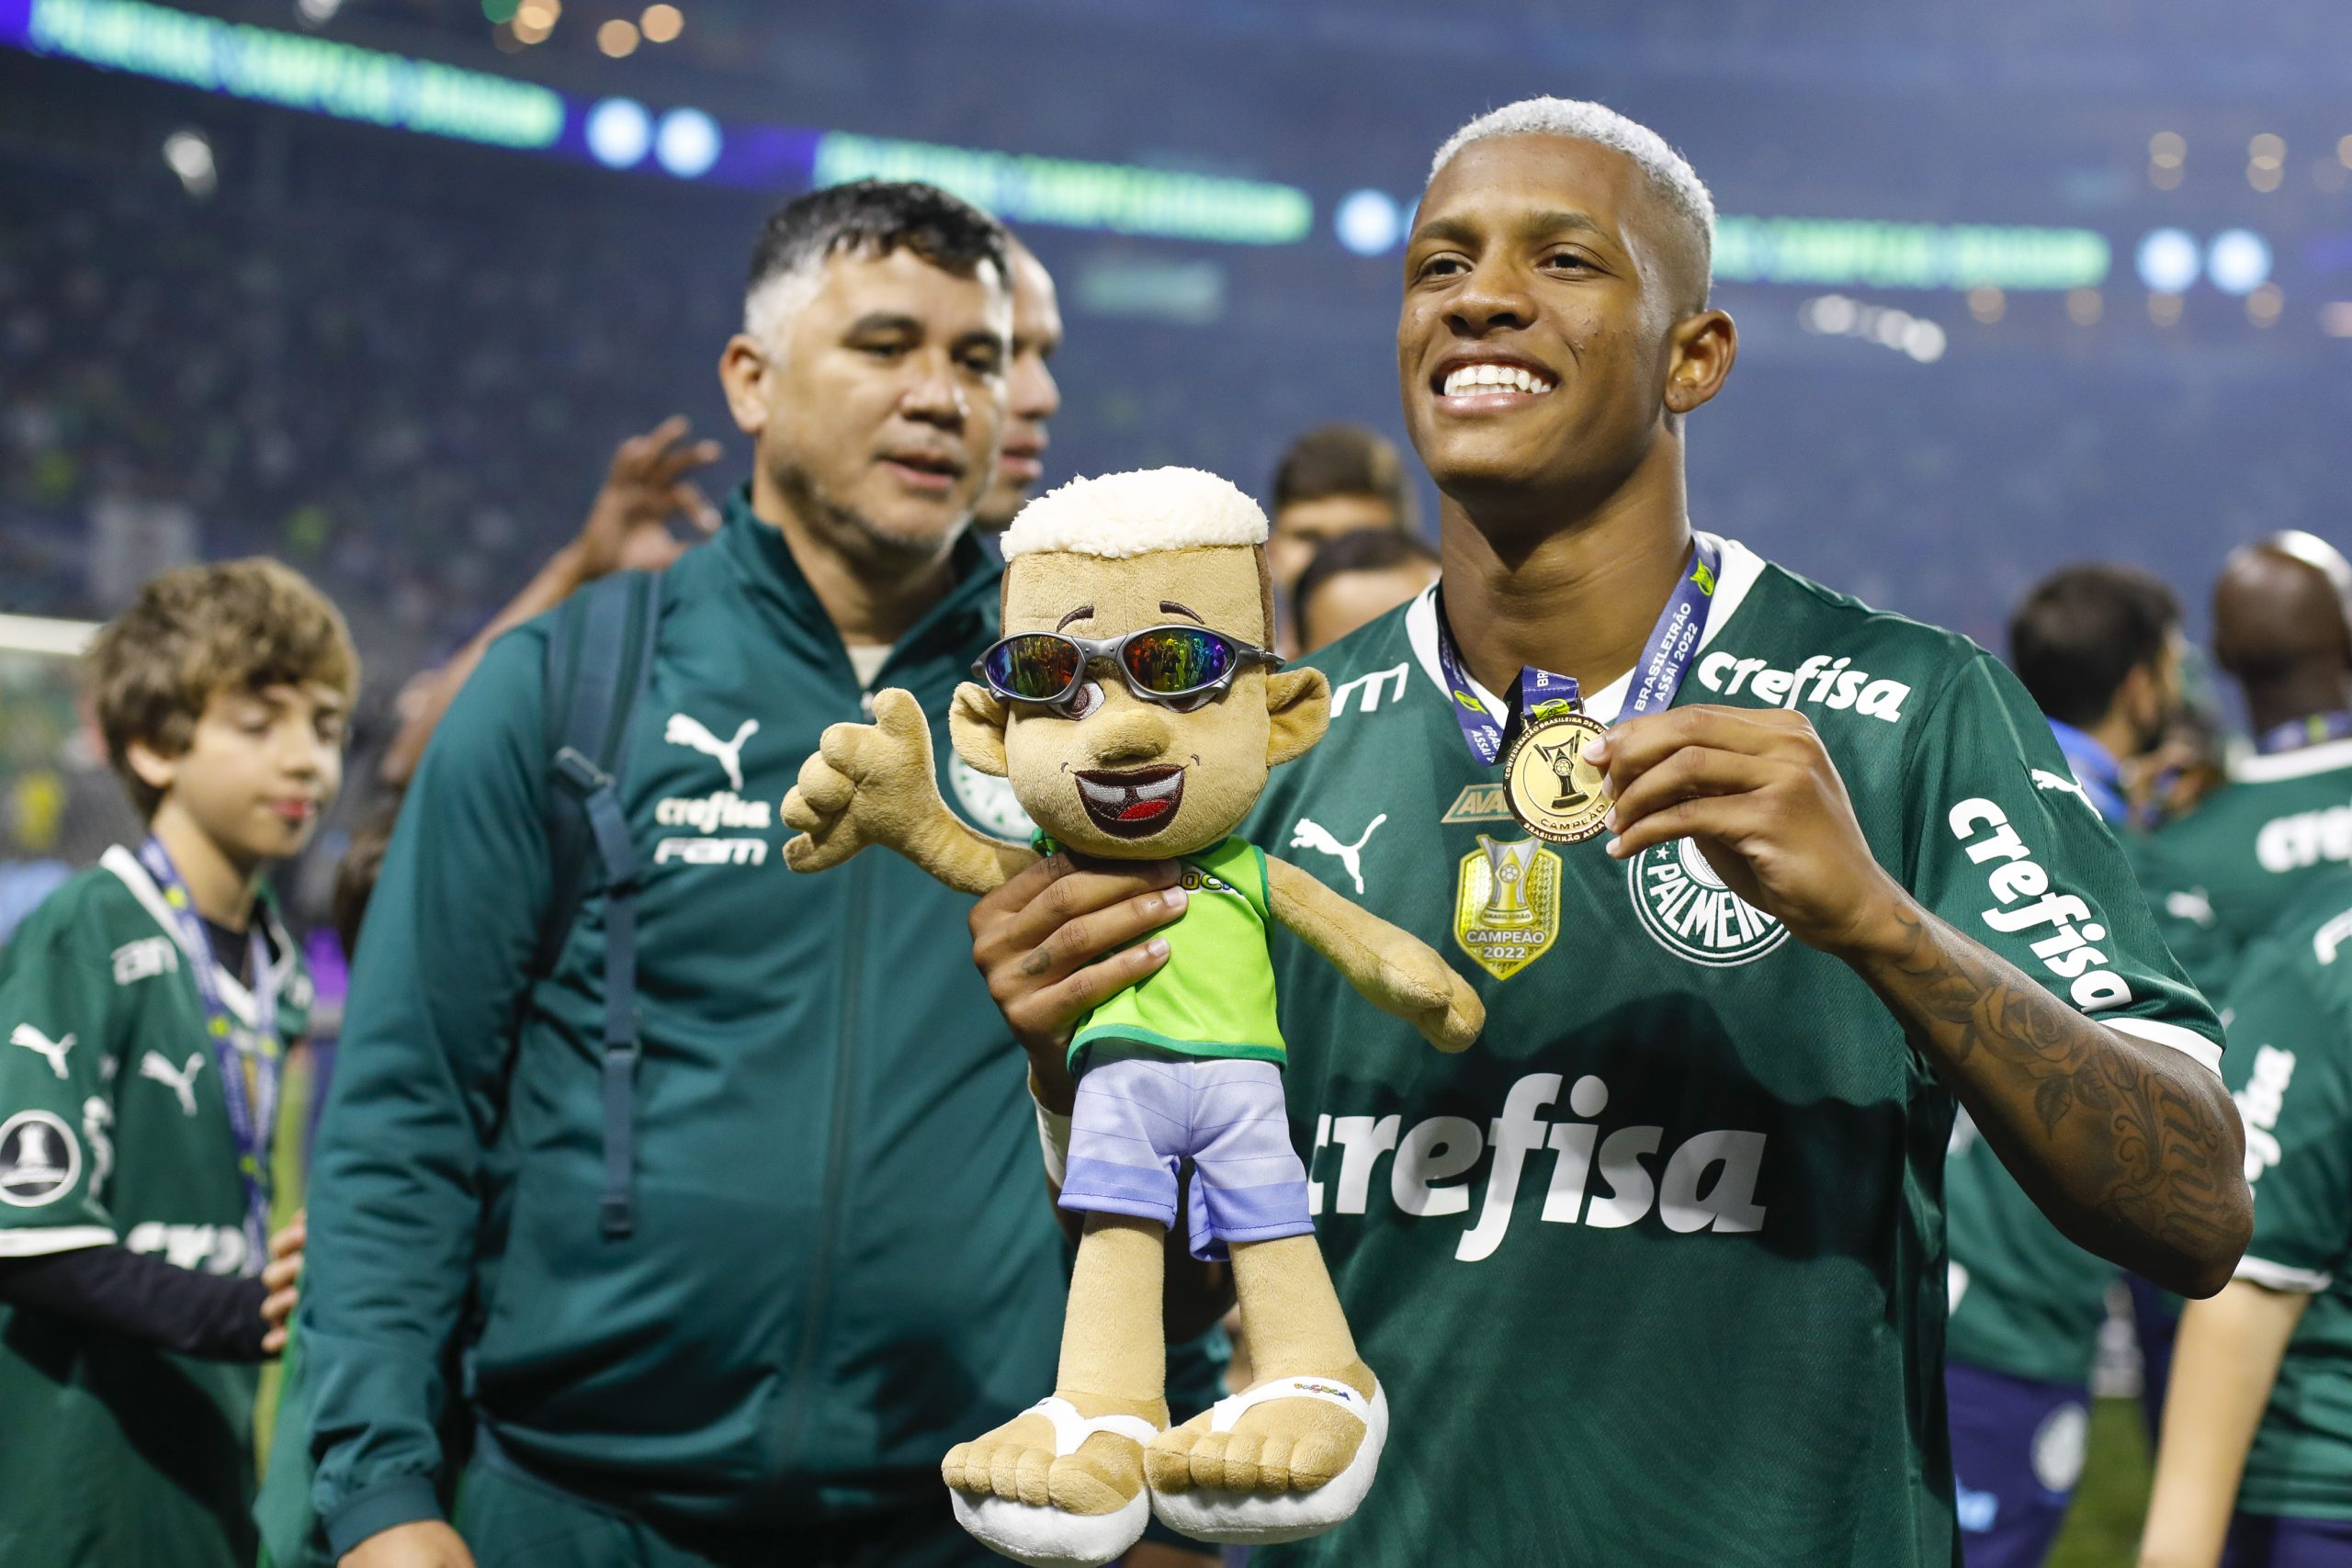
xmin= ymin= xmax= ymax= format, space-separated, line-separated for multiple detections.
xmin=1588 ymin=705 xmax=1910 ymax=959
xmin=259 ymin=1210 xmax=303 ymax=1355
xmin=339 ymin=1519 xmax=476 ymax=1568
xmin=782 ymin=689 xmax=943 ymax=873
xmin=571 ymin=415 xmax=723 ymax=580
xmin=970 ymin=851 xmax=1184 ymax=1111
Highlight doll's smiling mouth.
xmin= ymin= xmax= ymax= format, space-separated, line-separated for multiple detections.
xmin=1074 ymin=766 xmax=1185 ymax=838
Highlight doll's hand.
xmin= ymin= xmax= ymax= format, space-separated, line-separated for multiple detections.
xmin=782 ymin=687 xmax=940 ymax=872
xmin=1388 ymin=944 xmax=1484 ymax=1054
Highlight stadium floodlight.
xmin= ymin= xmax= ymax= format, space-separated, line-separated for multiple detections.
xmin=162 ymin=128 xmax=216 ymax=197
xmin=2135 ymin=228 xmax=2201 ymax=294
xmin=2206 ymin=230 xmax=2272 ymax=296
xmin=1334 ymin=189 xmax=1403 ymax=256
xmin=586 ymin=97 xmax=652 ymax=168
xmin=655 ymin=107 xmax=721 ymax=178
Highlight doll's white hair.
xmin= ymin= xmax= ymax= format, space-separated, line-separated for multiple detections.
xmin=1429 ymin=97 xmax=1715 ymax=303
xmin=1000 ymin=467 xmax=1268 ymax=560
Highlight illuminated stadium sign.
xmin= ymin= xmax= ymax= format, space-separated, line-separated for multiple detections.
xmin=17 ymin=0 xmax=563 ymax=149
xmin=1714 ymin=216 xmax=2111 ymax=291
xmin=811 ymin=133 xmax=1314 ymax=246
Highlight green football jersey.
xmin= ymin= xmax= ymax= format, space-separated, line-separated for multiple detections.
xmin=1046 ymin=836 xmax=1283 ymax=1068
xmin=1240 ymin=537 xmax=2222 ymax=1568
xmin=2209 ymin=872 xmax=2352 ymax=1522
xmin=2145 ymin=737 xmax=2352 ymax=1004
xmin=0 ymin=847 xmax=312 ymax=1568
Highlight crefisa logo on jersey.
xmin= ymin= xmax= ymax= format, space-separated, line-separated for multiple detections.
xmin=1627 ymin=839 xmax=1790 ymax=967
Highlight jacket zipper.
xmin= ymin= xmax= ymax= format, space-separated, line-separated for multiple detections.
xmin=775 ymin=849 xmax=869 ymax=1470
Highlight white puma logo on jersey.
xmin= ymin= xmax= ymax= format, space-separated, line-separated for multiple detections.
xmin=1290 ymin=814 xmax=1387 ymax=895
xmin=9 ymin=1024 xmax=74 ymax=1079
xmin=139 ymin=1051 xmax=205 ymax=1118
xmin=2030 ymin=768 xmax=2100 ymax=818
xmin=664 ymin=713 xmax=759 ymax=792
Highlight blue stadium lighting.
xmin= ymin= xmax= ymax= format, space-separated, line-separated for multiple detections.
xmin=2206 ymin=229 xmax=2273 ymax=296
xmin=655 ymin=107 xmax=721 ymax=179
xmin=585 ymin=97 xmax=651 ymax=169
xmin=1334 ymin=189 xmax=1403 ymax=256
xmin=2135 ymin=228 xmax=2201 ymax=293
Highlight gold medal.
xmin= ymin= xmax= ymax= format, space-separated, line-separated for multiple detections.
xmin=1501 ymin=709 xmax=1611 ymax=843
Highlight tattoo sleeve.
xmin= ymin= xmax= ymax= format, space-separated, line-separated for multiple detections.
xmin=1853 ymin=898 xmax=2249 ymax=1296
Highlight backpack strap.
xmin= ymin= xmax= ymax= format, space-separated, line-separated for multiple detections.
xmin=539 ymin=570 xmax=665 ymax=1238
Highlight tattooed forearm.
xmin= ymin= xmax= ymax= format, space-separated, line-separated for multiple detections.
xmin=1852 ymin=898 xmax=2250 ymax=1296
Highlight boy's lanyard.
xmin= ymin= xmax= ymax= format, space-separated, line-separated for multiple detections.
xmin=1432 ymin=536 xmax=1723 ymax=761
xmin=2256 ymin=711 xmax=2352 ymax=756
xmin=136 ymin=837 xmax=279 ymax=1272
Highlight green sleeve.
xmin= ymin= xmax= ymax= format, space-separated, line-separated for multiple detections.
xmin=1900 ymin=653 xmax=2224 ymax=1074
xmin=0 ymin=908 xmax=126 ymax=1252
xmin=303 ymin=627 xmax=555 ymax=1554
xmin=2226 ymin=919 xmax=2352 ymax=1292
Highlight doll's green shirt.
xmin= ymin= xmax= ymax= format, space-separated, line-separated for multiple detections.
xmin=1034 ymin=834 xmax=1285 ymax=1069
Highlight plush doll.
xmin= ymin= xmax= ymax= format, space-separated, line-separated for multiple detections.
xmin=780 ymin=468 xmax=1484 ymax=1568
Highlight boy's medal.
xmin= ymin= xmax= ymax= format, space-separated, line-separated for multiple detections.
xmin=1433 ymin=538 xmax=1722 ymax=840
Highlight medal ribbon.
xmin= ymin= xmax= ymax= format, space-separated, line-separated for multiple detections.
xmin=1433 ymin=536 xmax=1723 ymax=764
xmin=136 ymin=838 xmax=280 ymax=1274
xmin=2256 ymin=711 xmax=2352 ymax=756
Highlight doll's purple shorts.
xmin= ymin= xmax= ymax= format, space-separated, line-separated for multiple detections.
xmin=1058 ymin=1052 xmax=1314 ymax=1262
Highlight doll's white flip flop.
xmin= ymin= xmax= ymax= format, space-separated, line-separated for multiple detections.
xmin=948 ymin=1397 xmax=1162 ymax=1568
xmin=1148 ymin=1375 xmax=1389 ymax=1546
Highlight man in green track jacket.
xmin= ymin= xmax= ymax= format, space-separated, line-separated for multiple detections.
xmin=303 ymin=183 xmax=1087 ymax=1568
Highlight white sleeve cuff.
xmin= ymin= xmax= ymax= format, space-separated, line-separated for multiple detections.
xmin=1032 ymin=1076 xmax=1071 ymax=1190
xmin=2235 ymin=1255 xmax=2333 ymax=1293
xmin=2104 ymin=1016 xmax=2224 ymax=1076
xmin=0 ymin=1225 xmax=117 ymax=1258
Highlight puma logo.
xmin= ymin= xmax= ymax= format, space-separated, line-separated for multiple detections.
xmin=664 ymin=713 xmax=759 ymax=793
xmin=2030 ymin=767 xmax=2100 ymax=818
xmin=139 ymin=1051 xmax=205 ymax=1118
xmin=9 ymin=1024 xmax=74 ymax=1079
xmin=1288 ymin=814 xmax=1388 ymax=896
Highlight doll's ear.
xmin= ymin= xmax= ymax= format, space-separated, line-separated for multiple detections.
xmin=950 ymin=682 xmax=1012 ymax=777
xmin=1264 ymin=668 xmax=1331 ymax=767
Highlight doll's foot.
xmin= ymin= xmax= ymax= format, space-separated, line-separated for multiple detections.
xmin=944 ymin=1390 xmax=1168 ymax=1568
xmin=1146 ymin=1360 xmax=1386 ymax=1546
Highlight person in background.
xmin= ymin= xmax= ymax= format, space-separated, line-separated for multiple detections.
xmin=2140 ymin=869 xmax=2352 ymax=1568
xmin=377 ymin=417 xmax=724 ymax=791
xmin=1263 ymin=424 xmax=1419 ymax=654
xmin=1291 ymin=527 xmax=1440 ymax=655
xmin=0 ymin=558 xmax=351 ymax=1567
xmin=2007 ymin=565 xmax=2185 ymax=829
xmin=973 ymin=238 xmax=1064 ymax=534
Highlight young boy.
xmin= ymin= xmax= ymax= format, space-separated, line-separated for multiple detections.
xmin=0 ymin=558 xmax=355 ymax=1567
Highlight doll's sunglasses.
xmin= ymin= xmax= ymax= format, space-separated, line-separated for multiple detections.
xmin=974 ymin=625 xmax=1283 ymax=708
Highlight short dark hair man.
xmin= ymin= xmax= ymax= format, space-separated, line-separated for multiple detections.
xmin=1265 ymin=425 xmax=1419 ymax=647
xmin=973 ymin=239 xmax=1063 ymax=532
xmin=964 ymin=99 xmax=2248 ymax=1565
xmin=1291 ymin=527 xmax=1440 ymax=654
xmin=2008 ymin=564 xmax=2185 ymax=825
xmin=304 ymin=182 xmax=1080 ymax=1568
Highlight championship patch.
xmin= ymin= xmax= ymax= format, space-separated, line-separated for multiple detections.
xmin=950 ymin=754 xmax=1036 ymax=839
xmin=1453 ymin=835 xmax=1560 ymax=981
xmin=1627 ymin=838 xmax=1789 ymax=967
xmin=0 ymin=1111 xmax=81 ymax=1208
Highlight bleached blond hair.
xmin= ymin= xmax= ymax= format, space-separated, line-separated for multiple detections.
xmin=1430 ymin=97 xmax=1715 ymax=304
xmin=1000 ymin=468 xmax=1268 ymax=561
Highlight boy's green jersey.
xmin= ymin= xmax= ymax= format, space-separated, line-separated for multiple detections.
xmin=0 ymin=850 xmax=312 ymax=1568
xmin=2143 ymin=738 xmax=2352 ymax=1002
xmin=2207 ymin=872 xmax=2352 ymax=1521
xmin=1239 ymin=537 xmax=2222 ymax=1568
xmin=1043 ymin=835 xmax=1284 ymax=1068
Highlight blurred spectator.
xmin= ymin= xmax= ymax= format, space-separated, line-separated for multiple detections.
xmin=973 ymin=240 xmax=1064 ymax=532
xmin=1264 ymin=424 xmax=1418 ymax=651
xmin=2007 ymin=564 xmax=2184 ymax=826
xmin=1291 ymin=527 xmax=1439 ymax=654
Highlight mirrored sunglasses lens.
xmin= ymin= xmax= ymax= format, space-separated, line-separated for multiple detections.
xmin=1124 ymin=628 xmax=1233 ymax=694
xmin=987 ymin=636 xmax=1081 ymax=700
